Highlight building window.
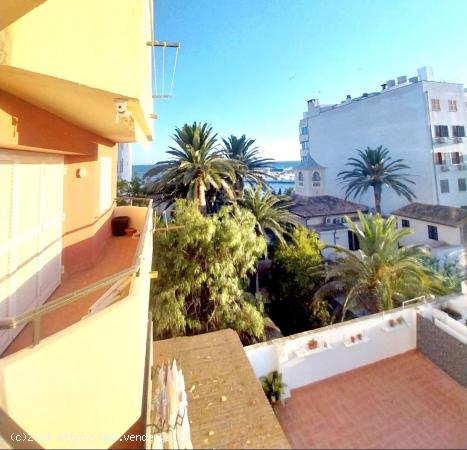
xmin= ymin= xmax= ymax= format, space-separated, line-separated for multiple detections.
xmin=401 ymin=219 xmax=410 ymax=228
xmin=301 ymin=141 xmax=309 ymax=150
xmin=312 ymin=171 xmax=321 ymax=181
xmin=431 ymin=98 xmax=440 ymax=111
xmin=428 ymin=225 xmax=438 ymax=241
xmin=451 ymin=152 xmax=462 ymax=165
xmin=459 ymin=178 xmax=467 ymax=192
xmin=348 ymin=231 xmax=360 ymax=251
xmin=433 ymin=152 xmax=445 ymax=165
xmin=298 ymin=171 xmax=303 ymax=186
xmin=434 ymin=125 xmax=449 ymax=137
xmin=452 ymin=125 xmax=465 ymax=137
xmin=440 ymin=179 xmax=449 ymax=193
xmin=448 ymin=99 xmax=457 ymax=112
xmin=300 ymin=126 xmax=308 ymax=135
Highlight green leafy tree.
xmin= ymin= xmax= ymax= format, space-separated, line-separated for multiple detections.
xmin=337 ymin=146 xmax=415 ymax=213
xmin=240 ymin=186 xmax=300 ymax=247
xmin=144 ymin=122 xmax=238 ymax=211
xmin=314 ymin=212 xmax=452 ymax=318
xmin=221 ymin=134 xmax=273 ymax=195
xmin=151 ymin=200 xmax=267 ymax=344
xmin=268 ymin=227 xmax=326 ymax=335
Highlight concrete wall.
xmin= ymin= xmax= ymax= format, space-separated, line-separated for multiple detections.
xmin=300 ymin=80 xmax=467 ymax=213
xmin=0 ymin=206 xmax=153 ymax=449
xmin=246 ymin=306 xmax=418 ymax=397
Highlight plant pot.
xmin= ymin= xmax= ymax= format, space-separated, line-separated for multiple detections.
xmin=111 ymin=216 xmax=130 ymax=236
xmin=125 ymin=227 xmax=136 ymax=237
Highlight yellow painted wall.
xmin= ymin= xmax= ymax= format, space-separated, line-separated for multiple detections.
xmin=0 ymin=207 xmax=153 ymax=449
xmin=1 ymin=0 xmax=153 ymax=138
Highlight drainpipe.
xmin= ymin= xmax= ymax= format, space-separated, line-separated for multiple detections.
xmin=424 ymin=90 xmax=440 ymax=205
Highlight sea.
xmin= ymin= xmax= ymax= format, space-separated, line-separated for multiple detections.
xmin=132 ymin=160 xmax=299 ymax=193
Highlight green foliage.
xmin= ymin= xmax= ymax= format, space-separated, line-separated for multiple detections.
xmin=419 ymin=255 xmax=463 ymax=292
xmin=239 ymin=186 xmax=300 ymax=247
xmin=284 ymin=187 xmax=294 ymax=196
xmin=117 ymin=177 xmax=148 ymax=205
xmin=268 ymin=227 xmax=327 ymax=334
xmin=221 ymin=134 xmax=273 ymax=194
xmin=151 ymin=200 xmax=267 ymax=344
xmin=315 ymin=212 xmax=453 ymax=318
xmin=260 ymin=371 xmax=286 ymax=406
xmin=144 ymin=122 xmax=239 ymax=210
xmin=337 ymin=146 xmax=415 ymax=213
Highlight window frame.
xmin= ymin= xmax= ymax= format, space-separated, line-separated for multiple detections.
xmin=458 ymin=178 xmax=467 ymax=192
xmin=440 ymin=179 xmax=449 ymax=193
xmin=448 ymin=99 xmax=458 ymax=112
xmin=453 ymin=125 xmax=465 ymax=137
xmin=300 ymin=126 xmax=308 ymax=135
xmin=401 ymin=219 xmax=410 ymax=228
xmin=434 ymin=125 xmax=449 ymax=137
xmin=431 ymin=98 xmax=441 ymax=111
xmin=427 ymin=225 xmax=438 ymax=241
xmin=348 ymin=230 xmax=360 ymax=251
xmin=298 ymin=171 xmax=303 ymax=186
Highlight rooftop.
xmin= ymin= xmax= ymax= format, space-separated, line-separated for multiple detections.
xmin=291 ymin=194 xmax=369 ymax=218
xmin=152 ymin=330 xmax=290 ymax=449
xmin=295 ymin=154 xmax=324 ymax=170
xmin=277 ymin=350 xmax=467 ymax=449
xmin=393 ymin=202 xmax=467 ymax=227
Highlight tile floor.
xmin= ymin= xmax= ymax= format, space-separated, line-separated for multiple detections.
xmin=276 ymin=350 xmax=467 ymax=449
xmin=3 ymin=235 xmax=138 ymax=357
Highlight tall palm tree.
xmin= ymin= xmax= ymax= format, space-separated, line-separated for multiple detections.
xmin=240 ymin=186 xmax=301 ymax=292
xmin=314 ymin=212 xmax=449 ymax=318
xmin=337 ymin=146 xmax=415 ymax=213
xmin=221 ymin=135 xmax=273 ymax=195
xmin=144 ymin=122 xmax=238 ymax=211
xmin=240 ymin=186 xmax=300 ymax=246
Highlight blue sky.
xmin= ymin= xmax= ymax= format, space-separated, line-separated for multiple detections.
xmin=134 ymin=0 xmax=467 ymax=164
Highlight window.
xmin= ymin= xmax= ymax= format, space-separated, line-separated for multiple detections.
xmin=298 ymin=171 xmax=303 ymax=186
xmin=448 ymin=99 xmax=457 ymax=112
xmin=440 ymin=179 xmax=449 ymax=193
xmin=401 ymin=219 xmax=410 ymax=228
xmin=452 ymin=125 xmax=465 ymax=137
xmin=459 ymin=178 xmax=467 ymax=192
xmin=348 ymin=231 xmax=360 ymax=251
xmin=433 ymin=152 xmax=445 ymax=165
xmin=451 ymin=152 xmax=462 ymax=165
xmin=431 ymin=98 xmax=440 ymax=111
xmin=300 ymin=126 xmax=308 ymax=135
xmin=301 ymin=141 xmax=309 ymax=150
xmin=428 ymin=225 xmax=438 ymax=241
xmin=312 ymin=171 xmax=321 ymax=181
xmin=434 ymin=125 xmax=449 ymax=137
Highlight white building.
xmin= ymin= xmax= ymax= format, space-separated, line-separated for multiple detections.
xmin=393 ymin=202 xmax=467 ymax=269
xmin=299 ymin=67 xmax=467 ymax=214
xmin=292 ymin=155 xmax=368 ymax=258
xmin=117 ymin=142 xmax=133 ymax=181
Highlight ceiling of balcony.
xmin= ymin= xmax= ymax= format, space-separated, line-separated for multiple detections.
xmin=0 ymin=0 xmax=46 ymax=31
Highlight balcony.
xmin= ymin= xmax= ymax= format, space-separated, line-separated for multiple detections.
xmin=246 ymin=293 xmax=467 ymax=449
xmin=0 ymin=200 xmax=154 ymax=449
xmin=0 ymin=0 xmax=153 ymax=144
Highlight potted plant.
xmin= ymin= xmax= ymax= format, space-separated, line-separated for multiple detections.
xmin=260 ymin=371 xmax=287 ymax=409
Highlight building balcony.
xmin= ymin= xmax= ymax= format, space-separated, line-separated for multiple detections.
xmin=0 ymin=0 xmax=154 ymax=144
xmin=0 ymin=200 xmax=154 ymax=449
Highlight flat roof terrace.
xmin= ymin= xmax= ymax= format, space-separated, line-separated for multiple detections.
xmin=153 ymin=329 xmax=291 ymax=449
xmin=276 ymin=350 xmax=467 ymax=449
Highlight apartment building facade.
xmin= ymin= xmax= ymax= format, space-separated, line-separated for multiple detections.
xmin=0 ymin=1 xmax=156 ymax=447
xmin=298 ymin=67 xmax=467 ymax=214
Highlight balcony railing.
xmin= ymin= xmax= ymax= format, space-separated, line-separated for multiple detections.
xmin=0 ymin=197 xmax=153 ymax=349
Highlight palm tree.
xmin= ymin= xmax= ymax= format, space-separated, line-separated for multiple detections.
xmin=221 ymin=135 xmax=273 ymax=195
xmin=240 ymin=186 xmax=301 ymax=292
xmin=240 ymin=186 xmax=300 ymax=246
xmin=314 ymin=212 xmax=449 ymax=318
xmin=337 ymin=146 xmax=415 ymax=213
xmin=144 ymin=122 xmax=238 ymax=211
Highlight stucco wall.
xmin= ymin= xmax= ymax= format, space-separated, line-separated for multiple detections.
xmin=302 ymin=83 xmax=438 ymax=214
xmin=396 ymin=216 xmax=462 ymax=246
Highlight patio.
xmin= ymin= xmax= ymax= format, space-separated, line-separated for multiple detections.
xmin=276 ymin=350 xmax=467 ymax=449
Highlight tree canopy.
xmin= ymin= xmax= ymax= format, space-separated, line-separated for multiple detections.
xmin=151 ymin=200 xmax=267 ymax=344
